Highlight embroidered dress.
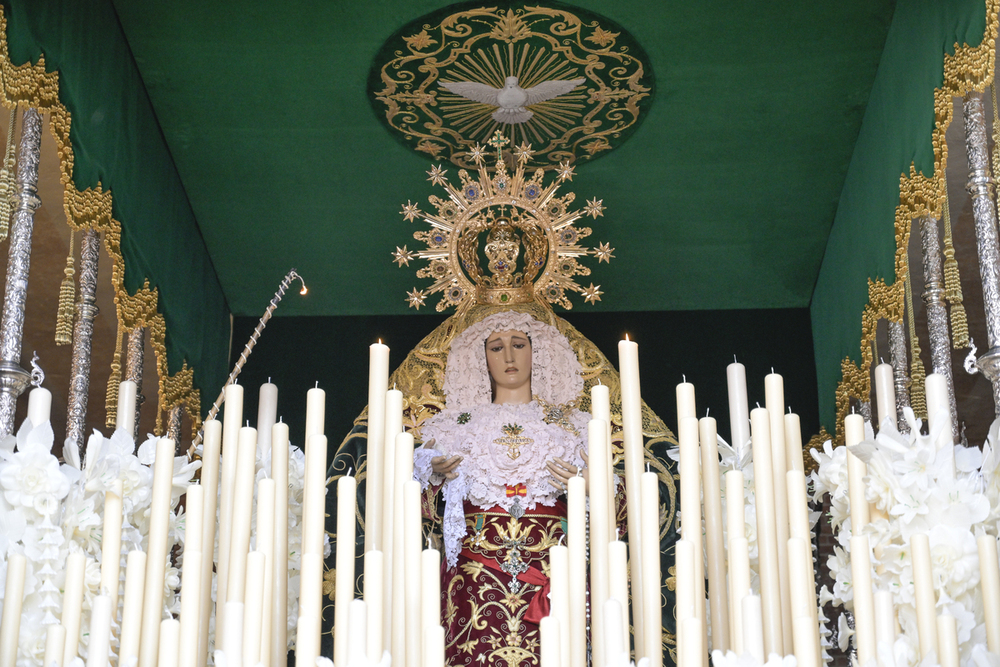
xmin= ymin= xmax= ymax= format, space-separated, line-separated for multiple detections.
xmin=416 ymin=401 xmax=589 ymax=667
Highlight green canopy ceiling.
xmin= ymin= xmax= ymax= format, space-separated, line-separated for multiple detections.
xmin=107 ymin=0 xmax=895 ymax=318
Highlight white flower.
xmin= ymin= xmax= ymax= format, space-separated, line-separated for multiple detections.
xmin=0 ymin=443 xmax=70 ymax=515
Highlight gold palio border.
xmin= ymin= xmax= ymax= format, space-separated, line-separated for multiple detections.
xmin=831 ymin=0 xmax=998 ymax=447
xmin=0 ymin=10 xmax=203 ymax=439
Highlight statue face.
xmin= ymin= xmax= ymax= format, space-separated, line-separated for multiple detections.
xmin=485 ymin=329 xmax=532 ymax=398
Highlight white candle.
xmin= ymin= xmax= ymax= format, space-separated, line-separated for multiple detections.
xmin=257 ymin=381 xmax=278 ymax=458
xmin=678 ymin=416 xmax=704 ymax=637
xmin=118 ymin=550 xmax=147 ymax=665
xmin=874 ymin=590 xmax=896 ymax=650
xmin=0 ymin=553 xmax=26 ymax=665
xmin=728 ymin=537 xmax=751 ymax=656
xmin=302 ymin=434 xmax=328 ymax=558
xmin=681 ymin=617 xmax=703 ymax=667
xmin=223 ymin=601 xmax=244 ymax=666
xmin=243 ymin=551 xmax=267 ymax=666
xmin=910 ymin=533 xmax=938 ymax=659
xmin=608 ymin=540 xmax=630 ymax=655
xmin=750 ymin=408 xmax=783 ymax=655
xmin=641 ymin=470 xmax=662 ymax=667
xmin=421 ymin=547 xmax=441 ymax=643
xmin=366 ymin=342 xmax=390 ymax=553
xmin=787 ymin=538 xmax=818 ymax=667
xmin=62 ymin=551 xmax=86 ymax=664
xmin=157 ymin=618 xmax=180 ymax=667
xmin=27 ymin=385 xmax=51 ymax=426
xmin=980 ymin=535 xmax=1000 ymax=653
xmin=335 ymin=474 xmax=359 ymax=667
xmin=700 ymin=416 xmax=729 ymax=652
xmin=786 ymin=471 xmax=819 ymax=629
xmin=676 ymin=539 xmax=696 ymax=623
xmin=726 ymin=360 xmax=750 ymax=452
xmin=741 ymin=594 xmax=765 ymax=665
xmin=618 ymin=338 xmax=645 ymax=651
xmin=364 ymin=550 xmax=385 ymax=663
xmin=590 ymin=383 xmax=615 ymax=539
xmin=550 ymin=545 xmax=571 ymax=667
xmin=294 ymin=612 xmax=317 ymax=667
xmin=845 ymin=414 xmax=871 ymax=532
xmin=44 ymin=624 xmax=66 ymax=667
xmin=792 ymin=615 xmax=819 ymax=667
xmin=784 ymin=412 xmax=804 ymax=472
xmin=198 ymin=419 xmax=222 ymax=667
xmin=139 ymin=438 xmax=177 ymax=667
xmin=257 ymin=479 xmax=276 ymax=667
xmin=298 ymin=553 xmax=323 ymax=659
xmin=404 ymin=480 xmax=423 ymax=667
xmin=227 ymin=426 xmax=258 ymax=605
xmin=217 ymin=383 xmax=244 ymax=647
xmin=392 ymin=432 xmax=413 ymax=667
xmin=937 ymin=614 xmax=960 ymax=667
xmin=925 ymin=373 xmax=952 ymax=450
xmin=116 ymin=380 xmax=137 ymax=435
xmin=305 ymin=385 xmax=326 ymax=439
xmin=99 ymin=480 xmax=124 ymax=615
xmin=764 ymin=373 xmax=792 ymax=655
xmin=588 ymin=419 xmax=610 ymax=667
xmin=725 ymin=470 xmax=746 ymax=651
xmin=541 ymin=616 xmax=562 ymax=667
xmin=178 ymin=549 xmax=202 ymax=667
xmin=423 ymin=625 xmax=446 ymax=667
xmin=85 ymin=595 xmax=112 ymax=667
xmin=567 ymin=475 xmax=588 ymax=667
xmin=382 ymin=389 xmax=403 ymax=651
xmin=603 ymin=598 xmax=625 ymax=665
xmin=873 ymin=364 xmax=896 ymax=430
xmin=271 ymin=421 xmax=290 ymax=667
xmin=348 ymin=598 xmax=368 ymax=667
xmin=676 ymin=381 xmax=697 ymax=423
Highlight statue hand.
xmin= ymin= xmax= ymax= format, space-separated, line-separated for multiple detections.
xmin=547 ymin=456 xmax=589 ymax=494
xmin=431 ymin=454 xmax=462 ymax=480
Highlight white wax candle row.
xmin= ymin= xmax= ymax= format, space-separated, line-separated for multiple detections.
xmin=674 ymin=370 xmax=823 ymax=667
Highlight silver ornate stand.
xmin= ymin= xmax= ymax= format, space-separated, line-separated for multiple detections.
xmin=963 ymin=93 xmax=1000 ymax=413
xmin=65 ymin=228 xmax=100 ymax=456
xmin=888 ymin=321 xmax=911 ymax=433
xmin=0 ymin=108 xmax=41 ymax=435
xmin=167 ymin=404 xmax=182 ymax=450
xmin=126 ymin=326 xmax=144 ymax=441
xmin=920 ymin=215 xmax=958 ymax=438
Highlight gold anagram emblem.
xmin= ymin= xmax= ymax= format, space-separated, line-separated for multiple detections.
xmin=494 ymin=423 xmax=533 ymax=460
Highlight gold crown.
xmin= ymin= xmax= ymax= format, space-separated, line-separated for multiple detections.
xmin=393 ymin=131 xmax=614 ymax=314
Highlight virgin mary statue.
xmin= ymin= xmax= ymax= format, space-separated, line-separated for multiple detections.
xmin=323 ymin=137 xmax=680 ymax=667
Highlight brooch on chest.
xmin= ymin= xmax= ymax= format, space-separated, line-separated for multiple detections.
xmin=494 ymin=423 xmax=533 ymax=460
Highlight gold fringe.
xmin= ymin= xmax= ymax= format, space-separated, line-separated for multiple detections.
xmin=906 ymin=269 xmax=927 ymax=419
xmin=941 ymin=188 xmax=970 ymax=348
xmin=0 ymin=105 xmax=15 ymax=242
xmin=54 ymin=229 xmax=75 ymax=345
xmin=105 ymin=322 xmax=122 ymax=428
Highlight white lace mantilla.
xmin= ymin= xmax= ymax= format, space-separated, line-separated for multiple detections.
xmin=415 ymin=401 xmax=589 ymax=567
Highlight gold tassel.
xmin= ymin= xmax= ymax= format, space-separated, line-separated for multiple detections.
xmin=941 ymin=191 xmax=970 ymax=348
xmin=54 ymin=230 xmax=75 ymax=345
xmin=906 ymin=268 xmax=927 ymax=419
xmin=0 ymin=106 xmax=17 ymax=242
xmin=106 ymin=322 xmax=123 ymax=428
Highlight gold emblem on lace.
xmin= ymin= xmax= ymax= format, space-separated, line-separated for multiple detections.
xmin=494 ymin=423 xmax=533 ymax=460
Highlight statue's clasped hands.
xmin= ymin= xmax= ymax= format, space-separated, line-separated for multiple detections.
xmin=426 ymin=439 xmax=463 ymax=480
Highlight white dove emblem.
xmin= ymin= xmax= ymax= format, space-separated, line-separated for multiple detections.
xmin=440 ymin=75 xmax=586 ymax=124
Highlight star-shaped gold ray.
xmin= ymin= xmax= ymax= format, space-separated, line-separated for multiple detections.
xmin=594 ymin=242 xmax=615 ymax=263
xmin=556 ymin=160 xmax=575 ymax=182
xmin=584 ymin=198 xmax=605 ymax=218
xmin=514 ymin=141 xmax=534 ymax=164
xmin=582 ymin=283 xmax=603 ymax=304
xmin=427 ymin=165 xmax=448 ymax=186
xmin=393 ymin=245 xmax=416 ymax=267
xmin=468 ymin=144 xmax=486 ymax=165
xmin=401 ymin=201 xmax=422 ymax=222
xmin=406 ymin=287 xmax=427 ymax=309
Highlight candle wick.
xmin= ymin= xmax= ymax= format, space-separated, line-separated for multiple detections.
xmin=705 ymin=408 xmax=710 ymax=418
xmin=559 ymin=535 xmax=565 ymax=546
xmin=268 ymin=376 xmax=272 ymax=384
xmin=880 ymin=356 xmax=884 ymax=364
xmin=734 ymin=354 xmax=738 ymax=363
xmin=616 ymin=528 xmax=620 ymax=540
xmin=315 ymin=381 xmax=319 ymax=388
xmin=625 ymin=333 xmax=630 ymax=341
xmin=347 ymin=467 xmax=353 ymax=476
xmin=646 ymin=462 xmax=650 ymax=473
xmin=787 ymin=406 xmax=791 ymax=414
xmin=246 ymin=420 xmax=249 ymax=428
xmin=771 ymin=367 xmax=774 ymax=374
xmin=279 ymin=416 xmax=283 ymax=423
xmin=682 ymin=374 xmax=686 ymax=383
xmin=597 ymin=378 xmax=602 ymax=386
xmin=756 ymin=402 xmax=761 ymax=409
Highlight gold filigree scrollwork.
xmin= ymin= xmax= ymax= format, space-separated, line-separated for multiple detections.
xmin=0 ymin=12 xmax=203 ymax=440
xmin=372 ymin=5 xmax=651 ymax=170
xmin=831 ymin=0 xmax=998 ymax=445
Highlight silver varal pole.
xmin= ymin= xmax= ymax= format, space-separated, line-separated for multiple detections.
xmin=0 ymin=108 xmax=41 ymax=435
xmin=65 ymin=228 xmax=100 ymax=457
xmin=962 ymin=92 xmax=1000 ymax=413
xmin=919 ymin=215 xmax=959 ymax=438
xmin=888 ymin=320 xmax=911 ymax=433
xmin=125 ymin=326 xmax=145 ymax=441
xmin=167 ymin=404 xmax=183 ymax=448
